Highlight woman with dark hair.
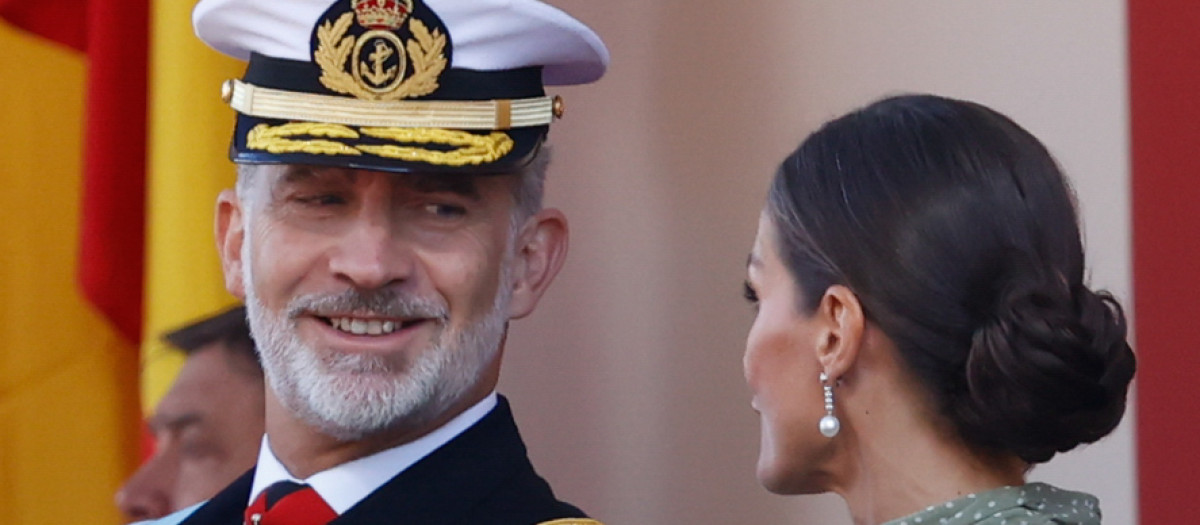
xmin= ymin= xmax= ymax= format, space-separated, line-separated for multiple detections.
xmin=742 ymin=94 xmax=1135 ymax=524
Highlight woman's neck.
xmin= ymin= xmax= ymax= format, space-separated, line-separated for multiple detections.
xmin=820 ymin=355 xmax=1026 ymax=525
xmin=812 ymin=332 xmax=1028 ymax=524
xmin=830 ymin=416 xmax=1026 ymax=525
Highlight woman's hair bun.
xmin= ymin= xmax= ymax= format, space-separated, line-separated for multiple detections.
xmin=953 ymin=272 xmax=1136 ymax=464
xmin=767 ymin=94 xmax=1136 ymax=464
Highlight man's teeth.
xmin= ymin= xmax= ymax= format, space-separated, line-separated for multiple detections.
xmin=329 ymin=317 xmax=401 ymax=335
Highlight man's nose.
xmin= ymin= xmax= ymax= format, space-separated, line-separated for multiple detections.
xmin=328 ymin=211 xmax=416 ymax=290
xmin=114 ymin=455 xmax=175 ymax=522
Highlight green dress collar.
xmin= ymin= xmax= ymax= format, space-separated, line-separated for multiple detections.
xmin=882 ymin=482 xmax=1101 ymax=525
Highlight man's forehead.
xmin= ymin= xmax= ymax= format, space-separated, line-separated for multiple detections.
xmin=148 ymin=377 xmax=210 ymax=432
xmin=147 ymin=407 xmax=203 ymax=433
xmin=149 ymin=344 xmax=259 ymax=429
xmin=271 ymin=163 xmax=474 ymax=181
xmin=265 ymin=164 xmax=506 ymax=196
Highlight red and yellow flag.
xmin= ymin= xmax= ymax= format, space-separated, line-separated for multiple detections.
xmin=0 ymin=0 xmax=243 ymax=522
xmin=0 ymin=19 xmax=141 ymax=525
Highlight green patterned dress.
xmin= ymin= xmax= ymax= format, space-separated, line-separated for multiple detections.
xmin=882 ymin=483 xmax=1101 ymax=525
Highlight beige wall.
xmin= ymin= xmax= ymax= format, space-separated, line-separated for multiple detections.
xmin=499 ymin=2 xmax=1134 ymax=523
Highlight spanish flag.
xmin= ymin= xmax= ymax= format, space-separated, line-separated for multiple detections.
xmin=0 ymin=0 xmax=241 ymax=522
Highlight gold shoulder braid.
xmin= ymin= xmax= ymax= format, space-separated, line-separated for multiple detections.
xmin=537 ymin=520 xmax=605 ymax=525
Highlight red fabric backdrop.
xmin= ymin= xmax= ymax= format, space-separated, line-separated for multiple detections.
xmin=1130 ymin=0 xmax=1200 ymax=522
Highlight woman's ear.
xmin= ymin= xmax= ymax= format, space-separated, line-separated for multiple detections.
xmin=215 ymin=189 xmax=247 ymax=299
xmin=813 ymin=285 xmax=865 ymax=379
xmin=505 ymin=208 xmax=569 ymax=319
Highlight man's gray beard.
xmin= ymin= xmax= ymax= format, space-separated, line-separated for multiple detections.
xmin=242 ymin=233 xmax=512 ymax=441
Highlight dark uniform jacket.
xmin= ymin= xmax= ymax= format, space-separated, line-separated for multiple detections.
xmin=149 ymin=396 xmax=594 ymax=525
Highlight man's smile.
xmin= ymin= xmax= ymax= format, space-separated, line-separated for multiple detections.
xmin=292 ymin=313 xmax=440 ymax=355
xmin=321 ymin=316 xmax=429 ymax=336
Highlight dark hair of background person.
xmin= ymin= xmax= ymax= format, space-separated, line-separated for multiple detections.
xmin=162 ymin=305 xmax=260 ymax=378
xmin=765 ymin=94 xmax=1136 ymax=465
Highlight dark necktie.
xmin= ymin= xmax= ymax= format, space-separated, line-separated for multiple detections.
xmin=244 ymin=481 xmax=338 ymax=525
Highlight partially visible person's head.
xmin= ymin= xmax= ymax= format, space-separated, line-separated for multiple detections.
xmin=115 ymin=306 xmax=264 ymax=521
xmin=744 ymin=94 xmax=1136 ymax=493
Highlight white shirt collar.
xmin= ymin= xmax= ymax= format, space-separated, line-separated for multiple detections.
xmin=248 ymin=392 xmax=498 ymax=514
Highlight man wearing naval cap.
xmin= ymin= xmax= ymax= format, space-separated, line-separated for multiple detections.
xmin=137 ymin=0 xmax=607 ymax=523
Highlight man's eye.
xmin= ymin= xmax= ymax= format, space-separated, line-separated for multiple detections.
xmin=179 ymin=439 xmax=220 ymax=460
xmin=295 ymin=194 xmax=346 ymax=206
xmin=424 ymin=203 xmax=467 ymax=218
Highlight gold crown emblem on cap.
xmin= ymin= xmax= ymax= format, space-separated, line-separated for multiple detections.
xmin=314 ymin=0 xmax=445 ymax=101
xmin=352 ymin=0 xmax=411 ymax=30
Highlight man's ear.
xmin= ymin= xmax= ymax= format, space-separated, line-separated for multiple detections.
xmin=505 ymin=208 xmax=568 ymax=319
xmin=813 ymin=285 xmax=866 ymax=380
xmin=215 ymin=189 xmax=247 ymax=299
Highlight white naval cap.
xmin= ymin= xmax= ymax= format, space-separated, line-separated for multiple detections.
xmin=191 ymin=0 xmax=609 ymax=173
xmin=194 ymin=0 xmax=608 ymax=86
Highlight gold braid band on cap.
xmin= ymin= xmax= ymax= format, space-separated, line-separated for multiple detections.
xmin=358 ymin=128 xmax=514 ymax=166
xmin=246 ymin=123 xmax=363 ymax=155
xmin=227 ymin=80 xmax=557 ymax=130
xmin=245 ymin=123 xmax=515 ymax=166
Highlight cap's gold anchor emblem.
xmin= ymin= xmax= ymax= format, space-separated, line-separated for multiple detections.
xmin=315 ymin=0 xmax=446 ymax=100
xmin=358 ymin=39 xmax=401 ymax=89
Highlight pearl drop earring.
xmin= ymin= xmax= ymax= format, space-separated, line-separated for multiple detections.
xmin=819 ymin=372 xmax=840 ymax=438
